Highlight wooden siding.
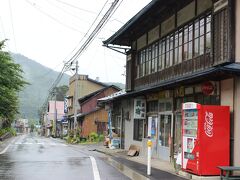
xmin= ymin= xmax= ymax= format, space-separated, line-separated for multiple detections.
xmin=81 ymin=87 xmax=119 ymax=113
xmin=135 ymin=53 xmax=213 ymax=90
xmin=81 ymin=108 xmax=108 ymax=138
xmin=213 ymin=8 xmax=230 ymax=65
xmin=131 ymin=5 xmax=233 ymax=91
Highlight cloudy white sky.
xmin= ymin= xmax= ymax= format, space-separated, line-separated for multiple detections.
xmin=0 ymin=0 xmax=151 ymax=84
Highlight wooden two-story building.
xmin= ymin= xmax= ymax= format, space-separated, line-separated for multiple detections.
xmin=103 ymin=0 xmax=240 ymax=167
xmin=66 ymin=74 xmax=108 ymax=130
xmin=77 ymin=85 xmax=120 ymax=138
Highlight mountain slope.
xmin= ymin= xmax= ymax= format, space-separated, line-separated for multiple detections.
xmin=11 ymin=53 xmax=69 ymax=120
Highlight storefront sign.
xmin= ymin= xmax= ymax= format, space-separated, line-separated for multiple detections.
xmin=147 ymin=93 xmax=159 ymax=101
xmin=159 ymin=90 xmax=173 ymax=99
xmin=175 ymin=86 xmax=184 ymax=97
xmin=201 ymin=81 xmax=214 ymax=95
xmin=134 ymin=98 xmax=146 ymax=119
xmin=147 ymin=117 xmax=157 ymax=138
xmin=61 ymin=115 xmax=68 ymax=123
xmin=64 ymin=97 xmax=68 ymax=113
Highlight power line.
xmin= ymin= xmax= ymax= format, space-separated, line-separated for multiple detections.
xmin=65 ymin=0 xmax=121 ymax=65
xmin=0 ymin=17 xmax=6 ymax=40
xmin=54 ymin=0 xmax=97 ymax=15
xmin=63 ymin=0 xmax=109 ymax=62
xmin=39 ymin=0 xmax=121 ymax=118
xmin=25 ymin=0 xmax=85 ymax=34
xmin=8 ymin=0 xmax=17 ymax=52
xmin=54 ymin=0 xmax=124 ymax=25
xmin=43 ymin=0 xmax=90 ymax=24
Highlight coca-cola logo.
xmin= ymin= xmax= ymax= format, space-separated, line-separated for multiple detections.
xmin=204 ymin=111 xmax=214 ymax=137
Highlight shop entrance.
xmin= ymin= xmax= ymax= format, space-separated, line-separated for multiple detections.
xmin=157 ymin=113 xmax=173 ymax=161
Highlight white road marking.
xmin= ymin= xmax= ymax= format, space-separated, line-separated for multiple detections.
xmin=36 ymin=142 xmax=44 ymax=145
xmin=0 ymin=139 xmax=15 ymax=154
xmin=89 ymin=156 xmax=101 ymax=180
xmin=14 ymin=142 xmax=67 ymax=146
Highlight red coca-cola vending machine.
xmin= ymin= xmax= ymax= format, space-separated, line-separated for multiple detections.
xmin=182 ymin=102 xmax=230 ymax=175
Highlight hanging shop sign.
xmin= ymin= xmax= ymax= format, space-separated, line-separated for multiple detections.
xmin=61 ymin=115 xmax=68 ymax=123
xmin=201 ymin=81 xmax=215 ymax=95
xmin=134 ymin=98 xmax=146 ymax=119
xmin=64 ymin=97 xmax=68 ymax=113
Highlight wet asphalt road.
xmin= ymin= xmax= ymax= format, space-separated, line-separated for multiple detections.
xmin=0 ymin=134 xmax=131 ymax=180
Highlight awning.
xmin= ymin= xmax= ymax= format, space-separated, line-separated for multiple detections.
xmin=99 ymin=63 xmax=240 ymax=102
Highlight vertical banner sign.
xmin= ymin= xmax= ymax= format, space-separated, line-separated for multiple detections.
xmin=134 ymin=98 xmax=146 ymax=119
xmin=148 ymin=117 xmax=152 ymax=137
xmin=148 ymin=117 xmax=157 ymax=138
xmin=64 ymin=97 xmax=68 ymax=113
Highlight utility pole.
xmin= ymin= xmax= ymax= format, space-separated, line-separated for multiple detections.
xmin=73 ymin=60 xmax=79 ymax=134
xmin=54 ymin=91 xmax=57 ymax=137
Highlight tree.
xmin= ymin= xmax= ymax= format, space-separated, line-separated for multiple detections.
xmin=53 ymin=85 xmax=69 ymax=101
xmin=0 ymin=40 xmax=28 ymax=127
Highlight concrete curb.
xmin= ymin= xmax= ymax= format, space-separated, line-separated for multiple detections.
xmin=94 ymin=147 xmax=189 ymax=179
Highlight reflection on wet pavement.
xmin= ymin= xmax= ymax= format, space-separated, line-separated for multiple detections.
xmin=103 ymin=157 xmax=150 ymax=180
xmin=0 ymin=134 xmax=132 ymax=180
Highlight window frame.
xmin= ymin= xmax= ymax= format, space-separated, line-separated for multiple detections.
xmin=136 ymin=13 xmax=212 ymax=78
xmin=133 ymin=119 xmax=144 ymax=141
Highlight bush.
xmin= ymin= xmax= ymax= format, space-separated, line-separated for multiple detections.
xmin=0 ymin=128 xmax=16 ymax=137
xmin=68 ymin=130 xmax=74 ymax=138
xmin=0 ymin=129 xmax=7 ymax=137
xmin=89 ymin=132 xmax=98 ymax=142
xmin=66 ymin=136 xmax=72 ymax=144
xmin=98 ymin=134 xmax=104 ymax=142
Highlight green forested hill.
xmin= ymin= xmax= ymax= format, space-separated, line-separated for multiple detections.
xmin=11 ymin=53 xmax=69 ymax=120
xmin=11 ymin=53 xmax=125 ymax=120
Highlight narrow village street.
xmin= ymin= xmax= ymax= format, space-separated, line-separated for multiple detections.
xmin=0 ymin=134 xmax=131 ymax=180
xmin=0 ymin=134 xmax=186 ymax=180
xmin=1 ymin=0 xmax=240 ymax=179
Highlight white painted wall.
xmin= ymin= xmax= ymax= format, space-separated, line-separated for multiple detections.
xmin=221 ymin=78 xmax=234 ymax=111
xmin=123 ymin=99 xmax=143 ymax=151
xmin=235 ymin=0 xmax=240 ymax=62
xmin=234 ymin=77 xmax=240 ymax=167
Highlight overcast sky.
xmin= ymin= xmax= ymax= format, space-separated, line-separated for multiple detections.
xmin=0 ymin=0 xmax=151 ymax=84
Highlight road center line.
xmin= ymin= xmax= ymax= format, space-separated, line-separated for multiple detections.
xmin=89 ymin=156 xmax=101 ymax=180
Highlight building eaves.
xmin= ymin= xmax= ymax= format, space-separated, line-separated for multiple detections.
xmin=98 ymin=63 xmax=240 ymax=102
xmin=74 ymin=107 xmax=102 ymax=119
xmin=78 ymin=85 xmax=122 ymax=104
xmin=103 ymin=0 xmax=158 ymax=46
xmin=87 ymin=77 xmax=109 ymax=87
xmin=103 ymin=0 xmax=196 ymax=47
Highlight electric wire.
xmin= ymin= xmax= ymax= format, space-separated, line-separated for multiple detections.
xmin=0 ymin=17 xmax=6 ymax=40
xmin=61 ymin=0 xmax=109 ymax=66
xmin=25 ymin=0 xmax=84 ymax=34
xmin=65 ymin=0 xmax=121 ymax=65
xmin=39 ymin=0 xmax=121 ymax=117
xmin=43 ymin=0 xmax=90 ymax=24
xmin=54 ymin=0 xmax=96 ymax=15
xmin=8 ymin=0 xmax=17 ymax=52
